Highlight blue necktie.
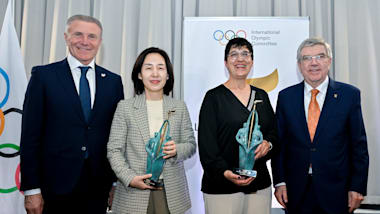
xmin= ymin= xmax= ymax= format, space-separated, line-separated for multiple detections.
xmin=79 ymin=66 xmax=91 ymax=123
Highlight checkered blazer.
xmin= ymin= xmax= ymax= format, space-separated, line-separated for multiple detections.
xmin=107 ymin=94 xmax=196 ymax=214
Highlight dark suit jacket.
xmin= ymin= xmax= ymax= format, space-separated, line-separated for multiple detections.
xmin=272 ymin=79 xmax=369 ymax=213
xmin=20 ymin=58 xmax=124 ymax=197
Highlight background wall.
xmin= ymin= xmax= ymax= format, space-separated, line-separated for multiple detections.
xmin=1 ymin=0 xmax=379 ymax=205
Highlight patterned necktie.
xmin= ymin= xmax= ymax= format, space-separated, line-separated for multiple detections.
xmin=79 ymin=66 xmax=91 ymax=123
xmin=308 ymin=89 xmax=320 ymax=142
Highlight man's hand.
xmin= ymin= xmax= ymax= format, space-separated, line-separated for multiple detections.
xmin=254 ymin=140 xmax=271 ymax=160
xmin=223 ymin=170 xmax=254 ymax=186
xmin=129 ymin=174 xmax=156 ymax=190
xmin=25 ymin=193 xmax=44 ymax=214
xmin=348 ymin=191 xmax=364 ymax=213
xmin=274 ymin=185 xmax=288 ymax=208
xmin=163 ymin=140 xmax=177 ymax=159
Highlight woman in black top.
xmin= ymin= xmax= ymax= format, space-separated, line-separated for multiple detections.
xmin=198 ymin=38 xmax=277 ymax=214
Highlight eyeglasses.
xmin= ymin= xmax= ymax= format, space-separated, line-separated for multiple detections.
xmin=228 ymin=51 xmax=252 ymax=60
xmin=301 ymin=54 xmax=328 ymax=62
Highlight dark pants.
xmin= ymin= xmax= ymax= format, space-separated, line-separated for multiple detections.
xmin=286 ymin=175 xmax=349 ymax=214
xmin=42 ymin=160 xmax=109 ymax=214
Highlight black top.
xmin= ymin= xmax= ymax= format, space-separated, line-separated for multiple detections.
xmin=198 ymin=84 xmax=277 ymax=194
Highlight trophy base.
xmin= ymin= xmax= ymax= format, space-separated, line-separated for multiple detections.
xmin=144 ymin=179 xmax=164 ymax=187
xmin=234 ymin=168 xmax=257 ymax=178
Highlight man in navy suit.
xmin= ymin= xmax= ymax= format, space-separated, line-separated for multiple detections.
xmin=20 ymin=15 xmax=124 ymax=214
xmin=272 ymin=37 xmax=369 ymax=214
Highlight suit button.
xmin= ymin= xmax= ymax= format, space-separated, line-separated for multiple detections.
xmin=81 ymin=146 xmax=87 ymax=151
xmin=310 ymin=148 xmax=316 ymax=152
xmin=87 ymin=126 xmax=91 ymax=130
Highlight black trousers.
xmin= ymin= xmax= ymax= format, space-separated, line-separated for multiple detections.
xmin=286 ymin=175 xmax=350 ymax=214
xmin=42 ymin=160 xmax=109 ymax=214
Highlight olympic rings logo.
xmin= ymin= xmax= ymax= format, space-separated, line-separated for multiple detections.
xmin=0 ymin=66 xmax=23 ymax=194
xmin=213 ymin=29 xmax=247 ymax=46
xmin=0 ymin=67 xmax=10 ymax=109
xmin=0 ymin=144 xmax=21 ymax=193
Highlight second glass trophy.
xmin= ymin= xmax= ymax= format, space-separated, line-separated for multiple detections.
xmin=234 ymin=100 xmax=263 ymax=177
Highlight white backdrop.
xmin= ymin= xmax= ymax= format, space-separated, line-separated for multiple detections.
xmin=182 ymin=17 xmax=309 ymax=214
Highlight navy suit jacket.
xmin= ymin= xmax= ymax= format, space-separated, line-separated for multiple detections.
xmin=20 ymin=59 xmax=124 ymax=196
xmin=272 ymin=79 xmax=369 ymax=213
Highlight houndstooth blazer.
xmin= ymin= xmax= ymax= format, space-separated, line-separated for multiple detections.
xmin=107 ymin=94 xmax=196 ymax=214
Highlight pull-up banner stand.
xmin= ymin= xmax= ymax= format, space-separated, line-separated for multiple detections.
xmin=182 ymin=17 xmax=309 ymax=214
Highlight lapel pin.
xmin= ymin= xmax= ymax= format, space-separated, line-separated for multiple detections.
xmin=334 ymin=93 xmax=338 ymax=98
xmin=101 ymin=73 xmax=106 ymax=78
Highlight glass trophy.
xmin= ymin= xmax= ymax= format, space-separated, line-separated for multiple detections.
xmin=145 ymin=120 xmax=171 ymax=187
xmin=235 ymin=100 xmax=263 ymax=177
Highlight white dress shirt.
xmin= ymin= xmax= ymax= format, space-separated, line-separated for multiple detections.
xmin=303 ymin=77 xmax=329 ymax=121
xmin=24 ymin=54 xmax=97 ymax=196
xmin=67 ymin=53 xmax=96 ymax=108
xmin=304 ymin=77 xmax=328 ymax=174
xmin=275 ymin=76 xmax=329 ymax=187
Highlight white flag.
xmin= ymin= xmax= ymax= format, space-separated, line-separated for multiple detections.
xmin=0 ymin=0 xmax=27 ymax=213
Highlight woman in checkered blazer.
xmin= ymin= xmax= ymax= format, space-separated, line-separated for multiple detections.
xmin=107 ymin=47 xmax=196 ymax=214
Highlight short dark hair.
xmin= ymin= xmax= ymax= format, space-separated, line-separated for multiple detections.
xmin=131 ymin=47 xmax=174 ymax=95
xmin=224 ymin=37 xmax=254 ymax=61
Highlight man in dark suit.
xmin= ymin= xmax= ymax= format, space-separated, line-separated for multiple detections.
xmin=20 ymin=15 xmax=124 ymax=214
xmin=272 ymin=37 xmax=369 ymax=214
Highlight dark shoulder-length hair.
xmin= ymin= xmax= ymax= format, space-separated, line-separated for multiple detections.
xmin=131 ymin=47 xmax=174 ymax=95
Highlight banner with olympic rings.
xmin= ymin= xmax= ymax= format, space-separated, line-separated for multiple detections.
xmin=0 ymin=0 xmax=28 ymax=213
xmin=182 ymin=17 xmax=309 ymax=213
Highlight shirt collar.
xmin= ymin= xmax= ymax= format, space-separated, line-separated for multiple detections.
xmin=67 ymin=53 xmax=95 ymax=71
xmin=304 ymin=76 xmax=329 ymax=95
